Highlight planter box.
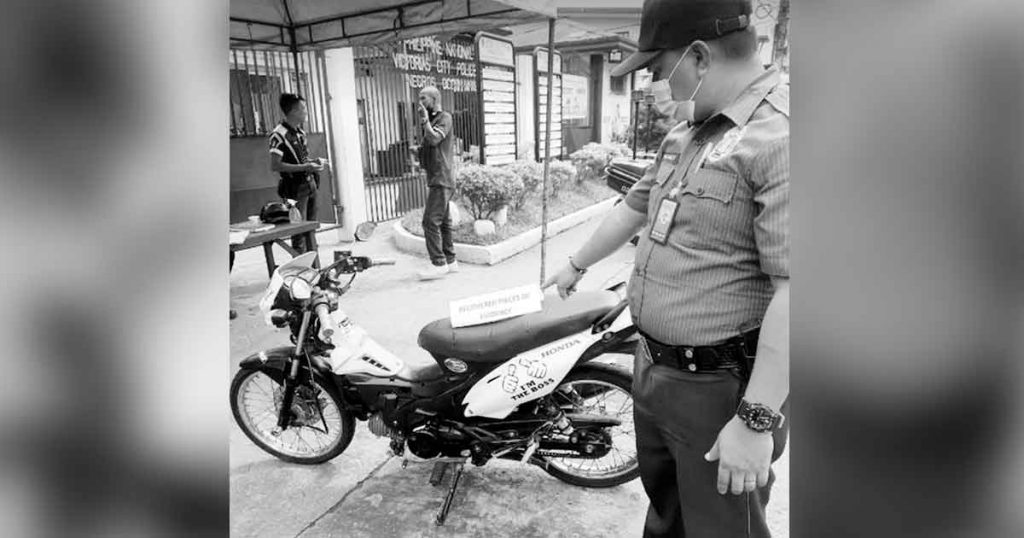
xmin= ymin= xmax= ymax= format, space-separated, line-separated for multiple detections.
xmin=393 ymin=196 xmax=619 ymax=265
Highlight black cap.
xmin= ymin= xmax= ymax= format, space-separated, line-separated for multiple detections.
xmin=611 ymin=0 xmax=753 ymax=77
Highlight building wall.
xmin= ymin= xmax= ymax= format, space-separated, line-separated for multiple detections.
xmin=515 ymin=48 xmax=637 ymax=158
xmin=601 ymin=61 xmax=634 ymax=145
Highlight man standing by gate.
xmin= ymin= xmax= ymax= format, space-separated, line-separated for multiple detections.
xmin=269 ymin=93 xmax=325 ymax=253
xmin=545 ymin=0 xmax=789 ymax=536
xmin=416 ymin=86 xmax=459 ymax=280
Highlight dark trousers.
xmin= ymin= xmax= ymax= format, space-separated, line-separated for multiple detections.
xmin=422 ymin=186 xmax=455 ymax=266
xmin=633 ymin=337 xmax=789 ymax=538
xmin=290 ymin=187 xmax=318 ymax=253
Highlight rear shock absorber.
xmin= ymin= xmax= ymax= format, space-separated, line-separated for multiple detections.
xmin=546 ymin=400 xmax=574 ymax=434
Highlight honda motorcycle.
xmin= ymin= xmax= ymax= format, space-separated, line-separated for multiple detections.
xmin=230 ymin=234 xmax=641 ymax=502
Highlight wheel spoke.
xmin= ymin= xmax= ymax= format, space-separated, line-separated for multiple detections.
xmin=542 ymin=377 xmax=640 ymax=481
xmin=236 ymin=375 xmax=345 ymax=460
xmin=249 ymin=408 xmax=278 ymax=427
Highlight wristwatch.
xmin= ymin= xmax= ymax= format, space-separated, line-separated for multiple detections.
xmin=735 ymin=399 xmax=784 ymax=433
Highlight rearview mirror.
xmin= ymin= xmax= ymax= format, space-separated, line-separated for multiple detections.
xmin=354 ymin=221 xmax=377 ymax=242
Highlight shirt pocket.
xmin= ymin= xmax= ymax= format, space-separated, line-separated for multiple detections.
xmin=670 ymin=168 xmax=742 ymax=251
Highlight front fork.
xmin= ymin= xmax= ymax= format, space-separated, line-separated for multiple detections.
xmin=277 ymin=310 xmax=313 ymax=429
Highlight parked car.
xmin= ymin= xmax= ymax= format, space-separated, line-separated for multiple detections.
xmin=604 ymin=158 xmax=655 ymax=246
xmin=604 ymin=158 xmax=654 ymax=195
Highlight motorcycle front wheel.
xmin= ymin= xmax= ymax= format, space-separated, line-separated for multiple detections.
xmin=230 ymin=368 xmax=355 ymax=464
xmin=540 ymin=364 xmax=640 ymax=488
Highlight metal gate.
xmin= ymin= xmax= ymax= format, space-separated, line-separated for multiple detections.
xmin=353 ymin=37 xmax=482 ymax=222
xmin=229 ymin=45 xmax=339 ymax=224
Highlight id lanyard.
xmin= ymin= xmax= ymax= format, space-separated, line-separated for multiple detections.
xmin=649 ymin=140 xmax=714 ymax=244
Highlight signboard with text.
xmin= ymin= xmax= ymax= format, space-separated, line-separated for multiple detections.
xmin=533 ymin=47 xmax=563 ymax=160
xmin=391 ymin=36 xmax=479 ymax=92
xmin=449 ymin=284 xmax=544 ymax=328
xmin=476 ymin=33 xmax=517 ymax=165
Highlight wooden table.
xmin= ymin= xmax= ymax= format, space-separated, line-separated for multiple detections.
xmin=230 ymin=221 xmax=320 ymax=277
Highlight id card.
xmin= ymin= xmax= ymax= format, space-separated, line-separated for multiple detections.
xmin=649 ymin=198 xmax=678 ymax=244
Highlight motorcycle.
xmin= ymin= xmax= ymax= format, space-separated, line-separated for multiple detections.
xmin=230 ymin=229 xmax=640 ymax=521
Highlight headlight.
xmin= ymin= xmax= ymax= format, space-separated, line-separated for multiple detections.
xmin=287 ymin=276 xmax=313 ymax=300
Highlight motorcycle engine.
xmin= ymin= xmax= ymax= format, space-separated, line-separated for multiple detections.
xmin=407 ymin=424 xmax=468 ymax=459
xmin=367 ymin=412 xmax=394 ymax=437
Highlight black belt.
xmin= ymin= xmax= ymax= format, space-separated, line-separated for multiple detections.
xmin=640 ymin=329 xmax=759 ymax=373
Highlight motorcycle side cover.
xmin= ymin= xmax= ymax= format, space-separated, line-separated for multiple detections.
xmin=462 ymin=305 xmax=633 ymax=419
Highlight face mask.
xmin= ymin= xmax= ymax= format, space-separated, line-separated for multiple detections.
xmin=649 ymin=48 xmax=704 ymax=123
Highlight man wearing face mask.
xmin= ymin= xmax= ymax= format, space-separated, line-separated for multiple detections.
xmin=542 ymin=1 xmax=789 ymax=536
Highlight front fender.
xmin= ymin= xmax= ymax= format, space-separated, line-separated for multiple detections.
xmin=237 ymin=346 xmax=294 ymax=382
xmin=237 ymin=346 xmax=333 ymax=385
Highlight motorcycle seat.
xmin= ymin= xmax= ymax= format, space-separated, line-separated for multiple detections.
xmin=417 ymin=290 xmax=621 ymax=363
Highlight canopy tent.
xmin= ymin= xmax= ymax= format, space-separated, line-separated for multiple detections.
xmin=505 ymin=17 xmax=630 ymax=49
xmin=230 ymin=0 xmax=563 ymax=283
xmin=231 ymin=0 xmax=555 ymax=50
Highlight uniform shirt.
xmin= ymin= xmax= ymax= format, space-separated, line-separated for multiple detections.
xmin=419 ymin=110 xmax=455 ymax=188
xmin=268 ymin=121 xmax=316 ymax=199
xmin=624 ymin=67 xmax=789 ymax=346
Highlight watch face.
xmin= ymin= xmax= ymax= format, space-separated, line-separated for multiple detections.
xmin=741 ymin=402 xmax=778 ymax=432
xmin=749 ymin=409 xmax=775 ymax=432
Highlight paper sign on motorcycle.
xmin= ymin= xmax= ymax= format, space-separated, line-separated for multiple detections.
xmin=449 ymin=284 xmax=543 ymax=328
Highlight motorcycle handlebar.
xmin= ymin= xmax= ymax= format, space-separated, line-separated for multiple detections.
xmin=372 ymin=258 xmax=396 ymax=266
xmin=314 ymin=303 xmax=334 ymax=342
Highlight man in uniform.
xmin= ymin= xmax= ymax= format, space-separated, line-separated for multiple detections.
xmin=544 ymin=1 xmax=789 ymax=536
xmin=269 ymin=93 xmax=325 ymax=253
xmin=416 ymin=85 xmax=459 ymax=280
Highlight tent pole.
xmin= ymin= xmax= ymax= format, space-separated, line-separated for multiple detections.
xmin=282 ymin=0 xmax=302 ymax=96
xmin=289 ymin=28 xmax=302 ymax=96
xmin=539 ymin=17 xmax=555 ymax=287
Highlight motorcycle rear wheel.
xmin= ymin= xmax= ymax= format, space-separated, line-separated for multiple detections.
xmin=540 ymin=364 xmax=639 ymax=488
xmin=230 ymin=368 xmax=355 ymax=464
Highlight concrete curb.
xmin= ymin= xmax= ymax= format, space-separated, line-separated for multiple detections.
xmin=392 ymin=196 xmax=620 ymax=265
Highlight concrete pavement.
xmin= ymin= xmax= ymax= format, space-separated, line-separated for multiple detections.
xmin=229 ymin=217 xmax=788 ymax=537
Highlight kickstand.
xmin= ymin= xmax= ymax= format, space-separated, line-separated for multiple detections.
xmin=433 ymin=460 xmax=466 ymax=526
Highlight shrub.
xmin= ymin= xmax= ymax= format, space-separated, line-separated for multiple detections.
xmin=544 ymin=160 xmax=576 ymax=198
xmin=455 ymin=164 xmax=524 ymax=221
xmin=501 ymin=160 xmax=544 ymax=209
xmin=569 ymin=142 xmax=633 ymax=183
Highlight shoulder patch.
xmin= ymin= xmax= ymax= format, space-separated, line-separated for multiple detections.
xmin=707 ymin=126 xmax=747 ymax=163
xmin=765 ymin=85 xmax=789 ymax=118
xmin=272 ymin=124 xmax=288 ymax=136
